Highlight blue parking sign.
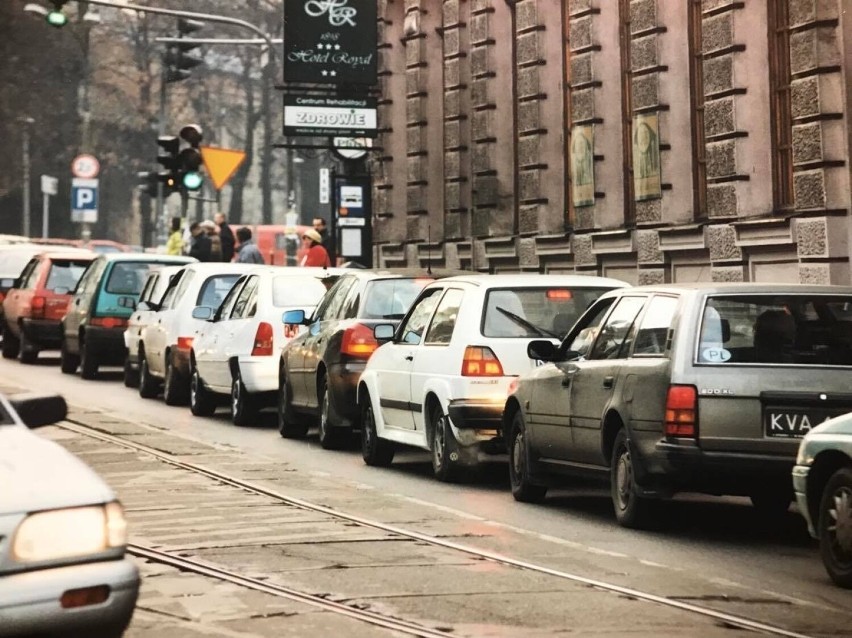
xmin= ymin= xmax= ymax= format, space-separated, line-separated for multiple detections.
xmin=71 ymin=177 xmax=98 ymax=223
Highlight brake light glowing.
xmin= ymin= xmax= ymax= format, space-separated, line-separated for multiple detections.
xmin=251 ymin=322 xmax=274 ymax=356
xmin=283 ymin=323 xmax=300 ymax=339
xmin=89 ymin=316 xmax=127 ymax=329
xmin=176 ymin=336 xmax=194 ymax=352
xmin=341 ymin=323 xmax=379 ymax=358
xmin=462 ymin=346 xmax=504 ymax=377
xmin=546 ymin=289 xmax=573 ymax=300
xmin=665 ymin=385 xmax=697 ymax=437
xmin=30 ymin=295 xmax=46 ymax=319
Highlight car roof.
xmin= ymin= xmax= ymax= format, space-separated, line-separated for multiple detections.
xmin=37 ymin=250 xmax=97 ymax=260
xmin=96 ymin=252 xmax=196 ymax=264
xmin=424 ymin=273 xmax=630 ymax=288
xmin=600 ymin=282 xmax=852 ymax=295
xmin=178 ymin=262 xmax=259 ymax=274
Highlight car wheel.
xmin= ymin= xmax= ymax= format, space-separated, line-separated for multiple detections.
xmin=60 ymin=336 xmax=79 ymax=374
xmin=818 ymin=466 xmax=852 ymax=588
xmin=318 ymin=376 xmax=345 ymax=449
xmin=123 ymin=355 xmax=139 ymax=388
xmin=138 ymin=353 xmax=159 ymax=399
xmin=750 ymin=488 xmax=792 ymax=517
xmin=190 ymin=365 xmax=216 ymax=417
xmin=509 ymin=410 xmax=547 ymax=502
xmin=278 ymin=372 xmax=308 ymax=439
xmin=2 ymin=329 xmax=19 ymax=359
xmin=231 ymin=368 xmax=258 ymax=426
xmin=361 ymin=392 xmax=394 ymax=467
xmin=18 ymin=330 xmax=37 ymax=364
xmin=611 ymin=429 xmax=656 ymax=529
xmin=163 ymin=354 xmax=188 ymax=406
xmin=431 ymin=404 xmax=463 ymax=482
xmin=79 ymin=338 xmax=98 ymax=380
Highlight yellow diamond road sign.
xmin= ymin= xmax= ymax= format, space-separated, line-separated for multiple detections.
xmin=200 ymin=146 xmax=247 ymax=191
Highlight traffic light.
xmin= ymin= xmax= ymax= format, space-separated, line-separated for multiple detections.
xmin=177 ymin=124 xmax=204 ymax=191
xmin=136 ymin=171 xmax=159 ymax=196
xmin=156 ymin=135 xmax=180 ymax=192
xmin=165 ymin=18 xmax=204 ymax=83
xmin=46 ymin=1 xmax=68 ymax=27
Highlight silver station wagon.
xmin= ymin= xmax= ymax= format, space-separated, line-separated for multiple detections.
xmin=504 ymin=283 xmax=852 ymax=528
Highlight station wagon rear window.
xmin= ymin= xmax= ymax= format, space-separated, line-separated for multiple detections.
xmin=483 ymin=287 xmax=612 ymax=339
xmin=105 ymin=262 xmax=158 ymax=295
xmin=698 ymin=294 xmax=852 ymax=366
xmin=46 ymin=260 xmax=91 ymax=291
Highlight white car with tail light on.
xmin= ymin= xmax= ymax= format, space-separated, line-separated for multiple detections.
xmin=0 ymin=392 xmax=138 ymax=637
xmin=503 ymin=283 xmax=852 ymax=529
xmin=136 ymin=262 xmax=256 ymax=405
xmin=357 ymin=274 xmax=626 ymax=481
xmin=189 ymin=267 xmax=341 ymax=425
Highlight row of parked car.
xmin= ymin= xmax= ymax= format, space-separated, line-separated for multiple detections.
xmin=1 ymin=244 xmax=851 ymax=591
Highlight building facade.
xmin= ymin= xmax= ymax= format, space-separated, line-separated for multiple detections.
xmin=371 ymin=0 xmax=852 ymax=284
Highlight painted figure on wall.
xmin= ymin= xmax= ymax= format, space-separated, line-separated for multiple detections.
xmin=633 ymin=114 xmax=661 ymax=200
xmin=571 ymin=125 xmax=595 ymax=207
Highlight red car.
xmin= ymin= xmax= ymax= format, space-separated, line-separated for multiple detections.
xmin=2 ymin=250 xmax=95 ymax=363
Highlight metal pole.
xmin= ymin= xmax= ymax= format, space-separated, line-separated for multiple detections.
xmin=42 ymin=193 xmax=50 ymax=239
xmin=155 ymin=66 xmax=167 ymax=248
xmin=21 ymin=123 xmax=31 ymax=237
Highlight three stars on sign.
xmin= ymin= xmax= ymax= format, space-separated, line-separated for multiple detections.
xmin=317 ymin=43 xmax=340 ymax=77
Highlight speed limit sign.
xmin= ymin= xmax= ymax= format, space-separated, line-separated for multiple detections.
xmin=71 ymin=154 xmax=100 ymax=179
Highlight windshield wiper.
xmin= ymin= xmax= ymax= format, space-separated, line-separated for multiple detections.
xmin=495 ymin=306 xmax=560 ymax=338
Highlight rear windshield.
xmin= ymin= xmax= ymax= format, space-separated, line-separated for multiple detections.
xmin=698 ymin=294 xmax=852 ymax=366
xmin=104 ymin=262 xmax=160 ymax=295
xmin=197 ymin=274 xmax=241 ymax=308
xmin=46 ymin=260 xmax=91 ymax=291
xmin=360 ymin=278 xmax=433 ymax=320
xmin=272 ymin=276 xmax=330 ymax=307
xmin=483 ymin=287 xmax=614 ymax=338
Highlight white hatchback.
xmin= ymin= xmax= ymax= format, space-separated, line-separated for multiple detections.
xmin=189 ymin=267 xmax=343 ymax=425
xmin=357 ymin=273 xmax=627 ymax=481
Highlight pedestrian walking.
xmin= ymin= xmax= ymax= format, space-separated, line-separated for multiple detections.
xmin=300 ymin=228 xmax=331 ymax=268
xmin=235 ymin=227 xmax=265 ymax=264
xmin=201 ymin=219 xmax=223 ymax=261
xmin=166 ymin=217 xmax=184 ymax=255
xmin=215 ymin=212 xmax=235 ymax=262
xmin=189 ymin=222 xmax=212 ymax=262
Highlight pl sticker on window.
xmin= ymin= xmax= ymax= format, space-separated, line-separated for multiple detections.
xmin=701 ymin=347 xmax=731 ymax=363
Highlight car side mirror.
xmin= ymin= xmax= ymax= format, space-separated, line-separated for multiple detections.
xmin=9 ymin=393 xmax=68 ymax=429
xmin=117 ymin=296 xmax=137 ymax=310
xmin=282 ymin=309 xmax=306 ymax=325
xmin=192 ymin=306 xmax=214 ymax=321
xmin=374 ymin=324 xmax=395 ymax=342
xmin=527 ymin=340 xmax=559 ymax=362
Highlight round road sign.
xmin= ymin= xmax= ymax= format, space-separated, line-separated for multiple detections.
xmin=71 ymin=154 xmax=100 ymax=179
xmin=332 ymin=138 xmax=371 ymax=161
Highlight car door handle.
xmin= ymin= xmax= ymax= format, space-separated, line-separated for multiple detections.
xmin=405 ymin=355 xmax=413 ymax=361
xmin=602 ymin=376 xmax=614 ymax=389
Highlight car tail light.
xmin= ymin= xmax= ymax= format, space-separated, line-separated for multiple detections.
xmin=89 ymin=316 xmax=128 ymax=329
xmin=251 ymin=322 xmax=274 ymax=356
xmin=462 ymin=346 xmax=504 ymax=377
xmin=176 ymin=336 xmax=194 ymax=352
xmin=30 ymin=295 xmax=46 ymax=319
xmin=283 ymin=324 xmax=300 ymax=339
xmin=341 ymin=323 xmax=379 ymax=358
xmin=665 ymin=385 xmax=697 ymax=437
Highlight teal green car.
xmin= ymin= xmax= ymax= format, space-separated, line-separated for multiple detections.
xmin=793 ymin=414 xmax=852 ymax=588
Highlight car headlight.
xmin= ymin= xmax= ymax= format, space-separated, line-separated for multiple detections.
xmin=12 ymin=501 xmax=128 ymax=562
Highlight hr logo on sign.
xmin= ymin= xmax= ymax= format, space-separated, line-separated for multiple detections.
xmin=305 ymin=0 xmax=356 ymax=27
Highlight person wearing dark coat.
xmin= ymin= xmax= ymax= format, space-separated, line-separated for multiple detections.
xmin=215 ymin=212 xmax=235 ymax=262
xmin=189 ymin=222 xmax=212 ymax=262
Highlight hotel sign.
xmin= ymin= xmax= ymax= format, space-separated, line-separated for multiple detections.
xmin=283 ymin=95 xmax=378 ymax=137
xmin=284 ymin=0 xmax=378 ymax=85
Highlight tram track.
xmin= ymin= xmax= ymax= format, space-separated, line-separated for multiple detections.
xmin=60 ymin=418 xmax=815 ymax=638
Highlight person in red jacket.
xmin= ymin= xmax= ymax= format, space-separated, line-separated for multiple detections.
xmin=299 ymin=229 xmax=331 ymax=268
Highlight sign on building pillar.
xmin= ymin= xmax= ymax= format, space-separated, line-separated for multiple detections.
xmin=333 ymin=174 xmax=372 ymax=268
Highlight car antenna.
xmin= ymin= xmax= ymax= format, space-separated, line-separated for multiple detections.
xmin=426 ymin=225 xmax=432 ymax=275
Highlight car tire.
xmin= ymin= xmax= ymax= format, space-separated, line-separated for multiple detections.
xmin=60 ymin=336 xmax=79 ymax=374
xmin=431 ymin=404 xmax=463 ymax=482
xmin=2 ymin=330 xmax=19 ymax=360
xmin=163 ymin=354 xmax=188 ymax=406
xmin=18 ymin=330 xmax=37 ymax=364
xmin=123 ymin=355 xmax=139 ymax=388
xmin=361 ymin=392 xmax=394 ymax=467
xmin=318 ymin=377 xmax=345 ymax=450
xmin=138 ymin=354 xmax=159 ymax=399
xmin=611 ymin=428 xmax=656 ymax=529
xmin=509 ymin=410 xmax=547 ymax=503
xmin=818 ymin=466 xmax=852 ymax=588
xmin=231 ymin=368 xmax=258 ymax=426
xmin=79 ymin=338 xmax=98 ymax=380
xmin=278 ymin=372 xmax=308 ymax=439
xmin=749 ymin=488 xmax=792 ymax=517
xmin=190 ymin=365 xmax=216 ymax=417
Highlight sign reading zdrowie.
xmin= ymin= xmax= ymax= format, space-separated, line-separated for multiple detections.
xmin=71 ymin=177 xmax=98 ymax=223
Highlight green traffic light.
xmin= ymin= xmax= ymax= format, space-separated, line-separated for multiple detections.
xmin=182 ymin=171 xmax=203 ymax=191
xmin=46 ymin=10 xmax=68 ymax=27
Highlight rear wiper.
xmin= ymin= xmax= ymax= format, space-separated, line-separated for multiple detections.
xmin=496 ymin=306 xmax=559 ymax=338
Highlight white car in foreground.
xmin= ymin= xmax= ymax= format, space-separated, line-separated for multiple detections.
xmin=358 ymin=273 xmax=627 ymax=481
xmin=189 ymin=267 xmax=343 ymax=425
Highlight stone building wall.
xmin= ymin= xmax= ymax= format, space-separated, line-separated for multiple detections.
xmin=373 ymin=0 xmax=852 ymax=284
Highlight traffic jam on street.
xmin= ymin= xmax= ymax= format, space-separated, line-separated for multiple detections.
xmin=4 ymin=0 xmax=852 ymax=637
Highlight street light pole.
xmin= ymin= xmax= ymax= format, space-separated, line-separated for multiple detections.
xmin=19 ymin=117 xmax=35 ymax=237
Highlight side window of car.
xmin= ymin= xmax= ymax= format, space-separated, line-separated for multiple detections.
xmin=565 ymin=298 xmax=615 ymax=356
xmin=424 ymin=288 xmax=464 ymax=345
xmin=18 ymin=259 xmax=40 ymax=289
xmin=231 ymin=276 xmax=259 ymax=319
xmin=140 ymin=274 xmax=158 ymax=304
xmin=633 ymin=295 xmax=679 ymax=356
xmin=399 ymin=289 xmax=443 ymax=345
xmin=170 ymin=270 xmax=196 ymax=308
xmin=587 ymin=297 xmax=646 ymax=360
xmin=216 ymin=277 xmax=245 ymax=320
xmin=318 ymin=277 xmax=356 ymax=322
xmin=311 ymin=277 xmax=349 ymax=322
xmin=85 ymin=260 xmax=106 ymax=293
xmin=159 ymin=272 xmax=183 ymax=309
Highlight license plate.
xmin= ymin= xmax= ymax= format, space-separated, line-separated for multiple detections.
xmin=764 ymin=407 xmax=846 ymax=438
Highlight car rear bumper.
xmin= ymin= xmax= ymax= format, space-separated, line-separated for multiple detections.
xmin=21 ymin=318 xmax=62 ymax=347
xmin=447 ymin=399 xmax=504 ymax=430
xmin=238 ymin=356 xmax=278 ymax=394
xmin=84 ymin=326 xmax=127 ymax=364
xmin=792 ymin=464 xmax=817 ymax=537
xmin=0 ymin=558 xmax=139 ymax=637
xmin=328 ymin=361 xmax=366 ymax=428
